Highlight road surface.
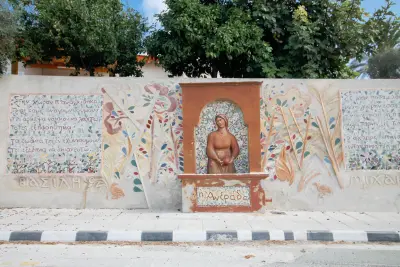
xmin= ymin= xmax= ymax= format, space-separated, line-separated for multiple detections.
xmin=1 ymin=242 xmax=400 ymax=266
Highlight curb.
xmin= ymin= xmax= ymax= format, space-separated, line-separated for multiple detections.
xmin=1 ymin=230 xmax=400 ymax=243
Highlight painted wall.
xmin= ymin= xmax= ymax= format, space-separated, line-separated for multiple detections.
xmin=0 ymin=76 xmax=399 ymax=211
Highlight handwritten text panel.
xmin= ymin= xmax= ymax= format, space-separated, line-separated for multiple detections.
xmin=7 ymin=94 xmax=103 ymax=173
xmin=341 ymin=90 xmax=400 ymax=170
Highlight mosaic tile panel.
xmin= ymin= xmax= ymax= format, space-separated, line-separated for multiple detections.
xmin=7 ymin=94 xmax=103 ymax=173
xmin=341 ymin=89 xmax=400 ymax=170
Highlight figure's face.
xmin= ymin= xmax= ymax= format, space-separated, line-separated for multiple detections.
xmin=216 ymin=117 xmax=226 ymax=128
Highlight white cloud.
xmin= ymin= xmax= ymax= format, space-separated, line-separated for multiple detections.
xmin=142 ymin=0 xmax=166 ymax=24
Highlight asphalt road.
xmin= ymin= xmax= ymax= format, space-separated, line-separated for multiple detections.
xmin=1 ymin=242 xmax=400 ymax=267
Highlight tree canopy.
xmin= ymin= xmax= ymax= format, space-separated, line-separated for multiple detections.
xmin=11 ymin=0 xmax=147 ymax=76
xmin=146 ymin=0 xmax=399 ymax=78
xmin=0 ymin=2 xmax=17 ymax=75
xmin=367 ymin=48 xmax=400 ymax=79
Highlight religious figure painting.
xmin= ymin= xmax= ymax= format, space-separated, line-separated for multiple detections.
xmin=206 ymin=114 xmax=240 ymax=174
xmin=195 ymin=100 xmax=249 ymax=174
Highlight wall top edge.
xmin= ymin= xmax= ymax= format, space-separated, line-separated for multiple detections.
xmin=179 ymin=81 xmax=263 ymax=87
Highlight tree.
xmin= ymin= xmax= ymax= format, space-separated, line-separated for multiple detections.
xmin=146 ymin=0 xmax=396 ymax=78
xmin=363 ymin=0 xmax=399 ymax=55
xmin=12 ymin=0 xmax=147 ymax=76
xmin=349 ymin=0 xmax=399 ymax=76
xmin=367 ymin=48 xmax=400 ymax=79
xmin=145 ymin=0 xmax=276 ymax=78
xmin=0 ymin=2 xmax=17 ymax=75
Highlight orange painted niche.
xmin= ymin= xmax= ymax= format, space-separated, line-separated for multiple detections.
xmin=177 ymin=82 xmax=271 ymax=212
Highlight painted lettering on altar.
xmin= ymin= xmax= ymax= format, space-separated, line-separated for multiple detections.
xmin=7 ymin=94 xmax=103 ymax=174
xmin=341 ymin=90 xmax=400 ymax=170
xmin=196 ymin=186 xmax=251 ymax=207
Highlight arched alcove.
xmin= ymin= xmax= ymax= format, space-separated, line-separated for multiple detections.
xmin=195 ymin=100 xmax=249 ymax=174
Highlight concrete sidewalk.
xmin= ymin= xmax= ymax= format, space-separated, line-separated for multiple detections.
xmin=1 ymin=208 xmax=400 ymax=243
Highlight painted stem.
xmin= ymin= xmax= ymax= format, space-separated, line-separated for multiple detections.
xmin=170 ymin=123 xmax=179 ymax=171
xmin=280 ymin=107 xmax=301 ymax=170
xmin=300 ymin=113 xmax=312 ymax=168
xmin=316 ymin=117 xmax=343 ymax=189
xmin=261 ymin=111 xmax=275 ymax=169
xmin=289 ymin=108 xmax=304 ymax=140
xmin=318 ymin=92 xmax=339 ymax=171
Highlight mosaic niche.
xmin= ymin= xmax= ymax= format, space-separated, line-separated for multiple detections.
xmin=7 ymin=94 xmax=103 ymax=174
xmin=341 ymin=89 xmax=400 ymax=170
xmin=195 ymin=100 xmax=249 ymax=174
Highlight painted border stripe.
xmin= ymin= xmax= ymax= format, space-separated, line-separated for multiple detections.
xmin=293 ymin=230 xmax=307 ymax=241
xmin=332 ymin=230 xmax=368 ymax=242
xmin=237 ymin=230 xmax=252 ymax=241
xmin=269 ymin=230 xmax=285 ymax=240
xmin=142 ymin=231 xmax=173 ymax=241
xmin=173 ymin=230 xmax=206 ymax=242
xmin=107 ymin=231 xmax=142 ymax=242
xmin=307 ymin=231 xmax=333 ymax=241
xmin=0 ymin=231 xmax=11 ymax=241
xmin=75 ymin=231 xmax=108 ymax=241
xmin=252 ymin=231 xmax=270 ymax=241
xmin=367 ymin=232 xmax=400 ymax=242
xmin=41 ymin=231 xmax=76 ymax=242
xmin=284 ymin=231 xmax=294 ymax=241
xmin=9 ymin=231 xmax=42 ymax=241
xmin=206 ymin=231 xmax=238 ymax=241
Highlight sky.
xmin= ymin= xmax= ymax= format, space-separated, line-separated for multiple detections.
xmin=127 ymin=0 xmax=399 ymax=23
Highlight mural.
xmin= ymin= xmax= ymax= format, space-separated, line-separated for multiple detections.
xmin=195 ymin=101 xmax=248 ymax=174
xmin=7 ymin=94 xmax=103 ymax=174
xmin=7 ymin=79 xmax=398 ymax=210
xmin=260 ymin=83 xmax=343 ymax=196
xmin=341 ymin=89 xmax=400 ymax=170
xmin=100 ymin=82 xmax=183 ymax=204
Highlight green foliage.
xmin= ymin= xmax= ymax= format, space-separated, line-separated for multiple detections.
xmin=146 ymin=0 xmax=398 ymax=78
xmin=12 ymin=0 xmax=147 ymax=76
xmin=349 ymin=0 xmax=399 ymax=75
xmin=367 ymin=48 xmax=400 ymax=79
xmin=363 ymin=0 xmax=399 ymax=55
xmin=0 ymin=2 xmax=17 ymax=75
xmin=145 ymin=0 xmax=276 ymax=78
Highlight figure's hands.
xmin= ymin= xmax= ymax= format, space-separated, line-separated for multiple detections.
xmin=218 ymin=159 xmax=224 ymax=166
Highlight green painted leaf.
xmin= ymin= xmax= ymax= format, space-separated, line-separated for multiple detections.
xmin=330 ymin=124 xmax=335 ymax=129
xmin=276 ymin=99 xmax=282 ymax=106
xmin=141 ymin=138 xmax=146 ymax=144
xmin=335 ymin=138 xmax=341 ymax=145
xmin=104 ymin=144 xmax=109 ymax=150
xmin=115 ymin=172 xmax=120 ymax=179
xmin=312 ymin=122 xmax=319 ymax=128
xmin=292 ymin=97 xmax=296 ymax=101
xmin=128 ymin=106 xmax=135 ymax=110
xmin=143 ymin=103 xmax=150 ymax=107
xmin=329 ymin=117 xmax=335 ymax=125
xmin=131 ymin=160 xmax=137 ymax=167
xmin=260 ymin=99 xmax=264 ymax=105
xmin=133 ymin=186 xmax=143 ymax=192
xmin=296 ymin=141 xmax=303 ymax=149
xmin=133 ymin=178 xmax=142 ymax=185
xmin=282 ymin=100 xmax=287 ymax=106
xmin=304 ymin=151 xmax=310 ymax=158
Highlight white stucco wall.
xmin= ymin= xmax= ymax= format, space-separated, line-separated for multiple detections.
xmin=0 ymin=76 xmax=399 ymax=211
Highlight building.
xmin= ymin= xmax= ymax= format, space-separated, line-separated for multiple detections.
xmin=9 ymin=54 xmax=170 ymax=78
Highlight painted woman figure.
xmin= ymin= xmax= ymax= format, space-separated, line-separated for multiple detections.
xmin=206 ymin=114 xmax=240 ymax=174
